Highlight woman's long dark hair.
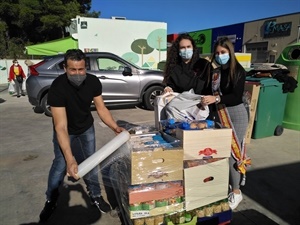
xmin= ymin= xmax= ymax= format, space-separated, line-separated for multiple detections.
xmin=210 ymin=37 xmax=245 ymax=87
xmin=163 ymin=33 xmax=200 ymax=84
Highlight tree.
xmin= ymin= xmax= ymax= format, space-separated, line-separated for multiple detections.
xmin=0 ymin=20 xmax=8 ymax=58
xmin=147 ymin=29 xmax=167 ymax=62
xmin=131 ymin=39 xmax=154 ymax=67
xmin=0 ymin=0 xmax=100 ymax=58
xmin=39 ymin=0 xmax=81 ymax=40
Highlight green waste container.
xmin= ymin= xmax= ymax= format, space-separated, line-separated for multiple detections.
xmin=275 ymin=42 xmax=300 ymax=131
xmin=246 ymin=77 xmax=288 ymax=139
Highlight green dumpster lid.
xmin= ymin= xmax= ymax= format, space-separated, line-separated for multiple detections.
xmin=246 ymin=77 xmax=281 ymax=86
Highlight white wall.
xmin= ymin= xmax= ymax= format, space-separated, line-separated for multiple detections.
xmin=76 ymin=16 xmax=167 ymax=69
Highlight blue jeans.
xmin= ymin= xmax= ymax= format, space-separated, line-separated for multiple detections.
xmin=45 ymin=125 xmax=106 ymax=200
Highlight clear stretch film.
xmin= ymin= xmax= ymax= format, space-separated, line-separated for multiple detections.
xmin=77 ymin=130 xmax=130 ymax=178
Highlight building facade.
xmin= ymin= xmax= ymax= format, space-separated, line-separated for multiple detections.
xmin=168 ymin=13 xmax=300 ymax=63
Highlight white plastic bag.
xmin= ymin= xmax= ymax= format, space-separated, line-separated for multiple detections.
xmin=165 ymin=89 xmax=209 ymax=121
xmin=22 ymin=78 xmax=26 ymax=91
xmin=154 ymin=92 xmax=178 ymax=129
xmin=8 ymin=82 xmax=15 ymax=95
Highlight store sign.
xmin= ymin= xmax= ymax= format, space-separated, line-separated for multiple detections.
xmin=196 ymin=33 xmax=206 ymax=45
xmin=217 ymin=34 xmax=236 ymax=43
xmin=264 ymin=20 xmax=292 ymax=38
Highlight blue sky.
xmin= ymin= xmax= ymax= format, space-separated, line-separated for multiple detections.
xmin=91 ymin=0 xmax=300 ymax=34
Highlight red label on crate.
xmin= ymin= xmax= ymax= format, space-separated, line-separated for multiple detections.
xmin=199 ymin=148 xmax=217 ymax=156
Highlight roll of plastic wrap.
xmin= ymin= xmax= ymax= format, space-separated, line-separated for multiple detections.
xmin=77 ymin=130 xmax=130 ymax=178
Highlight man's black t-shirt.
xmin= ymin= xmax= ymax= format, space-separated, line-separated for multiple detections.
xmin=48 ymin=73 xmax=102 ymax=135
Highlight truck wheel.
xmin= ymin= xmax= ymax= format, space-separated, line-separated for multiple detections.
xmin=143 ymin=86 xmax=164 ymax=110
xmin=41 ymin=93 xmax=52 ymax=117
xmin=274 ymin=125 xmax=284 ymax=136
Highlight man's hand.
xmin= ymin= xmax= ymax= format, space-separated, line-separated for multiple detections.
xmin=114 ymin=126 xmax=126 ymax=134
xmin=66 ymin=158 xmax=79 ymax=180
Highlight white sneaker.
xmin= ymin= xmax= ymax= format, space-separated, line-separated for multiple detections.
xmin=109 ymin=207 xmax=120 ymax=218
xmin=228 ymin=190 xmax=243 ymax=210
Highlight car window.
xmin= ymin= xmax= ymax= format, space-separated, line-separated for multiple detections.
xmin=97 ymin=58 xmax=126 ymax=71
xmin=56 ymin=57 xmax=91 ymax=70
xmin=57 ymin=60 xmax=64 ymax=69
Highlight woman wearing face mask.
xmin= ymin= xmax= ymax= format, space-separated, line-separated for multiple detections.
xmin=163 ymin=33 xmax=210 ymax=94
xmin=201 ymin=37 xmax=250 ymax=210
xmin=8 ymin=59 xmax=26 ymax=98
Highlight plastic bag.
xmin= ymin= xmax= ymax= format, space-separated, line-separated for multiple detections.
xmin=154 ymin=92 xmax=178 ymax=129
xmin=22 ymin=78 xmax=26 ymax=91
xmin=165 ymin=89 xmax=209 ymax=121
xmin=8 ymin=82 xmax=15 ymax=95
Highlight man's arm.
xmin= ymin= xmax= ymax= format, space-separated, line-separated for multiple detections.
xmin=51 ymin=106 xmax=79 ymax=179
xmin=93 ymin=95 xmax=124 ymax=134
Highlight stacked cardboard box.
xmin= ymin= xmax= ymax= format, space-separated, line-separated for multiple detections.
xmin=112 ymin=126 xmax=233 ymax=224
xmin=127 ymin=132 xmax=185 ymax=220
xmin=174 ymin=127 xmax=232 ymax=221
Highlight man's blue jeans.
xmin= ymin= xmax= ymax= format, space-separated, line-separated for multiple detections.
xmin=45 ymin=125 xmax=105 ymax=200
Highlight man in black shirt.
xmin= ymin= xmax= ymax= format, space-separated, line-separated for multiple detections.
xmin=39 ymin=49 xmax=124 ymax=222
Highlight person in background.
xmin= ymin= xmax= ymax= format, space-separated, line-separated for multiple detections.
xmin=8 ymin=59 xmax=26 ymax=98
xmin=163 ymin=33 xmax=210 ymax=94
xmin=39 ymin=49 xmax=125 ymax=222
xmin=201 ymin=37 xmax=250 ymax=210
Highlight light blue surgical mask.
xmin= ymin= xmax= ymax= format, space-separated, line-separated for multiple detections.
xmin=179 ymin=48 xmax=193 ymax=60
xmin=215 ymin=53 xmax=230 ymax=65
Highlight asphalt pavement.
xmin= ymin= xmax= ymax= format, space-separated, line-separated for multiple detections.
xmin=0 ymin=86 xmax=299 ymax=225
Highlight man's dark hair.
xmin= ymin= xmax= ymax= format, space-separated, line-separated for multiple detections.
xmin=64 ymin=49 xmax=86 ymax=67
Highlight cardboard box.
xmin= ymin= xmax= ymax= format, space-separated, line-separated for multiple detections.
xmin=131 ymin=147 xmax=183 ymax=185
xmin=129 ymin=202 xmax=184 ymax=219
xmin=129 ymin=181 xmax=183 ymax=204
xmin=244 ymin=82 xmax=260 ymax=143
xmin=176 ymin=128 xmax=232 ymax=160
xmin=184 ymin=158 xmax=229 ymax=211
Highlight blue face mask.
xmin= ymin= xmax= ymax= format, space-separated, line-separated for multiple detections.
xmin=215 ymin=53 xmax=230 ymax=65
xmin=179 ymin=48 xmax=193 ymax=60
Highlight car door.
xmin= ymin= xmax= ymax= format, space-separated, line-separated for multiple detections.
xmin=89 ymin=55 xmax=141 ymax=103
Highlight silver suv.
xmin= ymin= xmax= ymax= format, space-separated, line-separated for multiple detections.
xmin=26 ymin=52 xmax=165 ymax=116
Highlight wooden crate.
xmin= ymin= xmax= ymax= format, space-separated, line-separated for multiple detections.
xmin=184 ymin=158 xmax=229 ymax=211
xmin=244 ymin=81 xmax=261 ymax=143
xmin=176 ymin=128 xmax=232 ymax=160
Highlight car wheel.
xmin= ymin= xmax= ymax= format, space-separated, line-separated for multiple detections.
xmin=33 ymin=106 xmax=44 ymax=114
xmin=143 ymin=86 xmax=164 ymax=110
xmin=41 ymin=93 xmax=52 ymax=117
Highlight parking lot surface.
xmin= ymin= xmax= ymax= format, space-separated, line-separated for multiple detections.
xmin=0 ymin=87 xmax=299 ymax=225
